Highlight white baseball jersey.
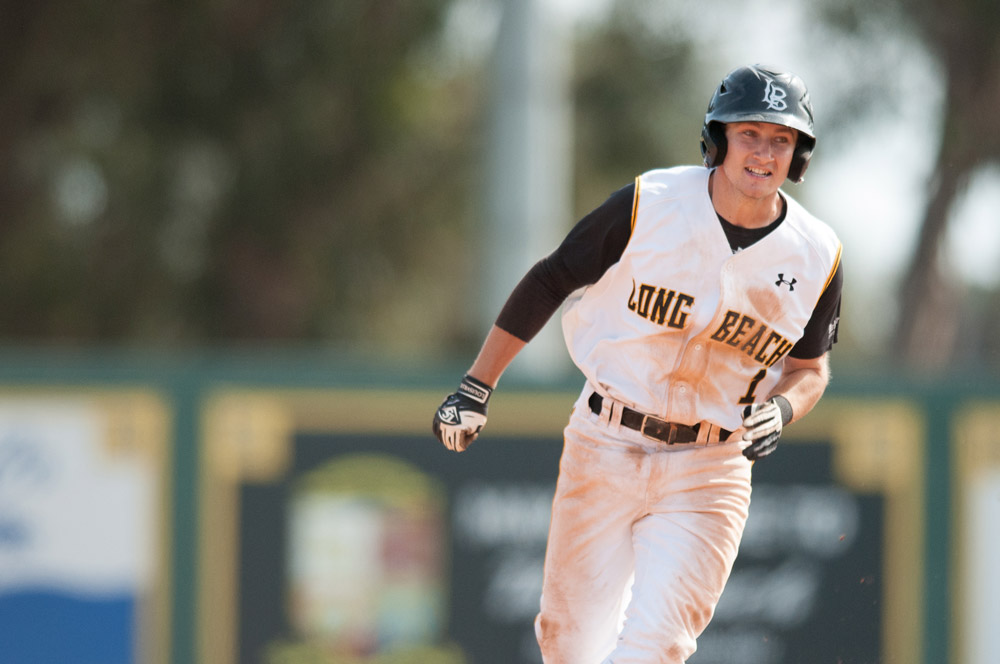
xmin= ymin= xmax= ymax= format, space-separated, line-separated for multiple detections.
xmin=562 ymin=165 xmax=842 ymax=432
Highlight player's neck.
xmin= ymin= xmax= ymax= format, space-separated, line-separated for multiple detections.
xmin=708 ymin=170 xmax=783 ymax=229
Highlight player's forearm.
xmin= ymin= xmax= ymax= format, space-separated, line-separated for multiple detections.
xmin=467 ymin=325 xmax=527 ymax=388
xmin=766 ymin=354 xmax=830 ymax=425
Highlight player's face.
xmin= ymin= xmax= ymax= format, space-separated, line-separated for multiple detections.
xmin=719 ymin=122 xmax=798 ymax=198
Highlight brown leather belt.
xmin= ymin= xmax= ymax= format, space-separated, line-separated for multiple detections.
xmin=588 ymin=392 xmax=732 ymax=444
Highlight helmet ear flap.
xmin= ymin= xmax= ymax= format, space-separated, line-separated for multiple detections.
xmin=787 ymin=135 xmax=815 ymax=183
xmin=700 ymin=122 xmax=727 ymax=168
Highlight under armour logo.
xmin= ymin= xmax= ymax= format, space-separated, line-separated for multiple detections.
xmin=762 ymin=79 xmax=788 ymax=111
xmin=775 ymin=273 xmax=796 ymax=291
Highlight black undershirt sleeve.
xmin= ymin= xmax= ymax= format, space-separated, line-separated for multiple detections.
xmin=495 ymin=182 xmax=636 ymax=342
xmin=789 ymin=259 xmax=843 ymax=359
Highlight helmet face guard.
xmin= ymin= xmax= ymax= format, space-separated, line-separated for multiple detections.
xmin=700 ymin=65 xmax=816 ymax=183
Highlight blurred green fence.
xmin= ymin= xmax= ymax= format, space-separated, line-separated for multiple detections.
xmin=0 ymin=349 xmax=996 ymax=664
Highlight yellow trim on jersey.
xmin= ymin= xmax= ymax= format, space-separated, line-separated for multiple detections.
xmin=807 ymin=242 xmax=843 ymax=313
xmin=823 ymin=243 xmax=843 ymax=293
xmin=630 ymin=175 xmax=641 ymax=232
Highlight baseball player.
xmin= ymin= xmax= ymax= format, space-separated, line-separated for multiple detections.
xmin=433 ymin=64 xmax=843 ymax=663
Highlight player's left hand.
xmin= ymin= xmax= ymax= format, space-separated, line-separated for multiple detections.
xmin=432 ymin=374 xmax=493 ymax=452
xmin=741 ymin=397 xmax=790 ymax=461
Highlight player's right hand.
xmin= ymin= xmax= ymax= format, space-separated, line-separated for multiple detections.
xmin=432 ymin=374 xmax=493 ymax=452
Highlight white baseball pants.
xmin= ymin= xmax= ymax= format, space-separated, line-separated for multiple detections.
xmin=535 ymin=393 xmax=752 ymax=663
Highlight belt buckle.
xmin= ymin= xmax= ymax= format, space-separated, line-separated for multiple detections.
xmin=640 ymin=415 xmax=676 ymax=444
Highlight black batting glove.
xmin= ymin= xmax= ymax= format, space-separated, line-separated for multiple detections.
xmin=741 ymin=396 xmax=793 ymax=461
xmin=432 ymin=374 xmax=493 ymax=452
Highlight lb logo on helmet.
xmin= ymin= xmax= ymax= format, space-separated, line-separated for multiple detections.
xmin=762 ymin=79 xmax=788 ymax=111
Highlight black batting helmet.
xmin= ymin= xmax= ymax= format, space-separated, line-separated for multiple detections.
xmin=700 ymin=65 xmax=816 ymax=183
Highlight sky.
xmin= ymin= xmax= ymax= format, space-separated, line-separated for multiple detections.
xmin=566 ymin=0 xmax=1000 ymax=282
xmin=666 ymin=0 xmax=1000 ymax=345
xmin=441 ymin=0 xmax=1000 ymax=348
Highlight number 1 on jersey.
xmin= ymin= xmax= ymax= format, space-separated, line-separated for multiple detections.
xmin=739 ymin=369 xmax=767 ymax=405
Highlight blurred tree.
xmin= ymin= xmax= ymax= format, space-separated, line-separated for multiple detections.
xmin=820 ymin=0 xmax=1000 ymax=371
xmin=0 ymin=0 xmax=478 ymax=351
xmin=21 ymin=0 xmax=993 ymax=374
xmin=571 ymin=2 xmax=699 ymax=216
xmin=893 ymin=0 xmax=1000 ymax=371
